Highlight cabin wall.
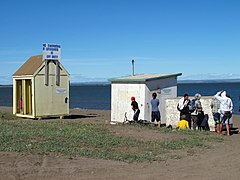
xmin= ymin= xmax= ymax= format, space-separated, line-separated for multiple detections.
xmin=111 ymin=83 xmax=146 ymax=123
xmin=145 ymin=77 xmax=178 ymax=124
xmin=34 ymin=62 xmax=69 ymax=117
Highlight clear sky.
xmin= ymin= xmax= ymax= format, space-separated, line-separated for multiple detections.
xmin=0 ymin=0 xmax=239 ymax=84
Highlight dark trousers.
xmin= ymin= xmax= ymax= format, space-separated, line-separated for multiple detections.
xmin=151 ymin=111 xmax=161 ymax=122
xmin=133 ymin=109 xmax=140 ymax=121
xmin=192 ymin=115 xmax=198 ymax=130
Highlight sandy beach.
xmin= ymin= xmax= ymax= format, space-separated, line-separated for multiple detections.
xmin=0 ymin=106 xmax=240 ymax=180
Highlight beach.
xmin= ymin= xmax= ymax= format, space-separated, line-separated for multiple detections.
xmin=0 ymin=106 xmax=240 ymax=180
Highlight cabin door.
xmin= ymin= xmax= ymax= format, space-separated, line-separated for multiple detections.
xmin=16 ymin=80 xmax=23 ymax=114
xmin=25 ymin=79 xmax=32 ymax=115
xmin=16 ymin=79 xmax=32 ymax=115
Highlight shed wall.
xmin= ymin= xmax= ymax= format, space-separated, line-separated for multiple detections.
xmin=145 ymin=77 xmax=178 ymax=124
xmin=34 ymin=75 xmax=69 ymax=117
xmin=111 ymin=83 xmax=146 ymax=122
xmin=34 ymin=62 xmax=69 ymax=117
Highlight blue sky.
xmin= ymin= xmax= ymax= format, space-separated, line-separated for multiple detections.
xmin=0 ymin=0 xmax=239 ymax=84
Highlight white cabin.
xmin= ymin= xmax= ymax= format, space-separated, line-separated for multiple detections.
xmin=110 ymin=73 xmax=182 ymax=124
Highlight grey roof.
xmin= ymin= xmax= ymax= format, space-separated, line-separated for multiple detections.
xmin=110 ymin=73 xmax=182 ymax=83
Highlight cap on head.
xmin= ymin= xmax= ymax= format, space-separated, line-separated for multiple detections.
xmin=131 ymin=96 xmax=135 ymax=101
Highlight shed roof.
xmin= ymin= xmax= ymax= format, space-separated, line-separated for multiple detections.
xmin=110 ymin=73 xmax=182 ymax=83
xmin=13 ymin=55 xmax=43 ymax=76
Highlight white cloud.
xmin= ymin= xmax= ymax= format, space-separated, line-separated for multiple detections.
xmin=180 ymin=73 xmax=240 ymax=80
xmin=0 ymin=73 xmax=109 ymax=85
xmin=2 ymin=72 xmax=239 ymax=85
xmin=0 ymin=75 xmax=12 ymax=85
xmin=61 ymin=57 xmax=130 ymax=66
xmin=1 ymin=60 xmax=25 ymax=65
xmin=70 ymin=74 xmax=108 ymax=83
xmin=0 ymin=49 xmax=33 ymax=56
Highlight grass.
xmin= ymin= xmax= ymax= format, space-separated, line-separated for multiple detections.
xmin=0 ymin=110 xmax=223 ymax=163
xmin=0 ymin=109 xmax=18 ymax=120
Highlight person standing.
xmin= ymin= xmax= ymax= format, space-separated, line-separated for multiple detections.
xmin=131 ymin=96 xmax=140 ymax=122
xmin=150 ymin=92 xmax=161 ymax=127
xmin=211 ymin=96 xmax=221 ymax=134
xmin=177 ymin=94 xmax=191 ymax=129
xmin=214 ymin=90 xmax=233 ymax=136
xmin=191 ymin=93 xmax=203 ymax=130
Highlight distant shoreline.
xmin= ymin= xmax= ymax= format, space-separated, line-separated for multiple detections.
xmin=178 ymin=79 xmax=240 ymax=84
xmin=1 ymin=79 xmax=240 ymax=86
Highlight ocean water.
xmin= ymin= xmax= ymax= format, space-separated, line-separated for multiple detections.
xmin=70 ymin=84 xmax=111 ymax=110
xmin=0 ymin=82 xmax=240 ymax=114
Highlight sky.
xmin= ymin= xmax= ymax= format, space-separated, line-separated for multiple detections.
xmin=0 ymin=0 xmax=240 ymax=84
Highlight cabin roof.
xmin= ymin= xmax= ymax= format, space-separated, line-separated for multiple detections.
xmin=110 ymin=73 xmax=182 ymax=83
xmin=13 ymin=55 xmax=69 ymax=77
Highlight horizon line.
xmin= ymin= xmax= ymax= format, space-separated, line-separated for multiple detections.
xmin=1 ymin=78 xmax=240 ymax=86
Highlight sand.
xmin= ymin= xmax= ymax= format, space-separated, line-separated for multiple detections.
xmin=0 ymin=106 xmax=240 ymax=180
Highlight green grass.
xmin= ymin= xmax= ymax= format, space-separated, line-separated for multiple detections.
xmin=0 ymin=117 xmax=223 ymax=163
xmin=0 ymin=109 xmax=18 ymax=120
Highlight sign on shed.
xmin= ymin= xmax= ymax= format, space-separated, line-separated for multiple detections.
xmin=43 ymin=43 xmax=61 ymax=61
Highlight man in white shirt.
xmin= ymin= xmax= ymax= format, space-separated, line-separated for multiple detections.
xmin=177 ymin=94 xmax=191 ymax=129
xmin=214 ymin=90 xmax=233 ymax=136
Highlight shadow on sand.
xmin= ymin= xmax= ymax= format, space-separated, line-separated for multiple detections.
xmin=66 ymin=114 xmax=97 ymax=119
xmin=32 ymin=114 xmax=98 ymax=120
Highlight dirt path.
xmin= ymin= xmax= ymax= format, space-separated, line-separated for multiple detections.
xmin=0 ymin=135 xmax=239 ymax=180
xmin=0 ymin=107 xmax=240 ymax=180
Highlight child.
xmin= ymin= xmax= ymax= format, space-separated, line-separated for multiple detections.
xmin=176 ymin=115 xmax=189 ymax=129
xmin=131 ymin=96 xmax=140 ymax=122
xmin=150 ymin=92 xmax=161 ymax=127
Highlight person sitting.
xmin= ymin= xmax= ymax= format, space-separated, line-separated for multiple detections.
xmin=176 ymin=115 xmax=189 ymax=129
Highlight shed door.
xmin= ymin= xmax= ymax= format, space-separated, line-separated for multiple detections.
xmin=25 ymin=79 xmax=32 ymax=115
xmin=16 ymin=80 xmax=23 ymax=113
xmin=16 ymin=79 xmax=32 ymax=115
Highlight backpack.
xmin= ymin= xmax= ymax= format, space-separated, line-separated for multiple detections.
xmin=189 ymin=99 xmax=196 ymax=113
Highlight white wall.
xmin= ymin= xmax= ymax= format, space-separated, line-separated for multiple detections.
xmin=111 ymin=83 xmax=146 ymax=123
xmin=165 ymin=97 xmax=215 ymax=131
xmin=145 ymin=77 xmax=178 ymax=124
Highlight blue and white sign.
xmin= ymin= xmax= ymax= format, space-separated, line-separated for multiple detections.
xmin=43 ymin=43 xmax=61 ymax=61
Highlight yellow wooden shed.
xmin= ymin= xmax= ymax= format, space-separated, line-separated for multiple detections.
xmin=12 ymin=55 xmax=70 ymax=119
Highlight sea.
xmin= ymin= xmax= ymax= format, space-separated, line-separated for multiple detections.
xmin=0 ymin=82 xmax=240 ymax=114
